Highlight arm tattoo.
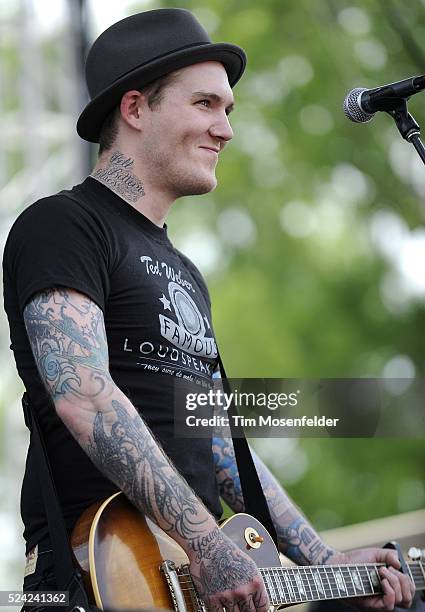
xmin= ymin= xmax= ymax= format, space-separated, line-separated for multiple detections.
xmin=88 ymin=398 xmax=206 ymax=541
xmin=25 ymin=290 xmax=267 ymax=597
xmin=25 ymin=289 xmax=215 ymax=547
xmin=89 ymin=400 xmax=264 ymax=602
xmin=190 ymin=528 xmax=266 ymax=610
xmin=212 ymin=436 xmax=244 ymax=512
xmin=92 ymin=151 xmax=145 ymax=203
xmin=24 ymin=288 xmax=112 ymax=400
xmin=192 ymin=536 xmax=256 ymax=594
xmin=276 ymin=517 xmax=334 ymax=565
xmin=189 ymin=517 xmax=267 ymax=609
xmin=213 ymin=435 xmax=336 ymax=565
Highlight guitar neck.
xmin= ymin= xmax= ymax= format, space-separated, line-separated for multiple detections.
xmin=259 ymin=561 xmax=425 ymax=606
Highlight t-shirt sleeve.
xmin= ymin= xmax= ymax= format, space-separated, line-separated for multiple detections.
xmin=4 ymin=195 xmax=110 ymax=313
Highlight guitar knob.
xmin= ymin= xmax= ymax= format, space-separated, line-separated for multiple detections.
xmin=245 ymin=527 xmax=264 ymax=549
xmin=407 ymin=547 xmax=422 ymax=561
xmin=251 ymin=534 xmax=264 ymax=543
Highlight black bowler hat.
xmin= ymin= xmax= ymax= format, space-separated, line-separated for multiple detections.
xmin=77 ymin=8 xmax=247 ymax=143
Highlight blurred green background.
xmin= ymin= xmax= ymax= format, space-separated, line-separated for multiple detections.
xmin=167 ymin=0 xmax=425 ymax=528
xmin=0 ymin=0 xmax=424 ymax=594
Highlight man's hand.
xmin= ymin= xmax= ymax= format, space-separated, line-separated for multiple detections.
xmin=188 ymin=528 xmax=269 ymax=612
xmin=328 ymin=548 xmax=415 ymax=610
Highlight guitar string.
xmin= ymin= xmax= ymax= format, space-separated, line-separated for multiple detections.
xmin=175 ymin=578 xmax=385 ymax=600
xmin=176 ymin=563 xmax=424 ymax=603
xmin=410 ymin=571 xmax=425 ymax=579
xmin=177 ymin=564 xmax=387 ymax=578
xmin=175 ymin=580 xmax=424 ymax=603
xmin=175 ymin=580 xmax=425 ymax=596
xmin=176 ymin=567 xmax=384 ymax=603
xmin=262 ymin=567 xmax=380 ymax=600
xmin=177 ymin=562 xmax=420 ymax=575
xmin=174 ymin=587 xmax=386 ymax=603
xmin=177 ymin=567 xmax=384 ymax=589
xmin=175 ymin=586 xmax=382 ymax=605
xmin=175 ymin=585 xmax=390 ymax=605
xmin=177 ymin=566 xmax=384 ymax=587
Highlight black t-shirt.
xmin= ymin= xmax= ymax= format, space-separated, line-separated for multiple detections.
xmin=3 ymin=177 xmax=222 ymax=552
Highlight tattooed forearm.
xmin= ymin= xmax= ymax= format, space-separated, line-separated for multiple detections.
xmin=24 ymin=289 xmax=219 ymax=554
xmin=24 ymin=290 xmax=267 ymax=604
xmin=275 ymin=516 xmax=334 ymax=565
xmin=212 ymin=436 xmax=336 ymax=565
xmin=87 ymin=398 xmax=208 ymax=542
xmin=24 ymin=288 xmax=112 ymax=401
xmin=86 ymin=402 xmax=266 ymax=606
xmin=190 ymin=525 xmax=221 ymax=562
xmin=91 ymin=151 xmax=145 ymax=203
xmin=213 ymin=436 xmax=244 ymax=512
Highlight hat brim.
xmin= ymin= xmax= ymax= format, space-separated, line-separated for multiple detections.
xmin=76 ymin=42 xmax=246 ymax=143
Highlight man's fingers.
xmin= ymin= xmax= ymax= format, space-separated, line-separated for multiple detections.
xmin=252 ymin=587 xmax=270 ymax=612
xmin=379 ymin=564 xmax=415 ymax=609
xmin=376 ymin=549 xmax=401 ymax=569
xmin=218 ymin=590 xmax=267 ymax=612
xmin=379 ymin=574 xmax=396 ymax=609
xmin=389 ymin=566 xmax=415 ymax=608
xmin=212 ymin=581 xmax=269 ymax=612
xmin=206 ymin=600 xmax=226 ymax=612
xmin=382 ymin=566 xmax=406 ymax=605
xmin=219 ymin=597 xmax=239 ymax=612
xmin=233 ymin=596 xmax=254 ymax=612
xmin=219 ymin=595 xmax=247 ymax=612
xmin=340 ymin=547 xmax=415 ymax=609
xmin=386 ymin=551 xmax=401 ymax=569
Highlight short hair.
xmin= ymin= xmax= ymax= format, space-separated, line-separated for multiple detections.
xmin=98 ymin=71 xmax=180 ymax=155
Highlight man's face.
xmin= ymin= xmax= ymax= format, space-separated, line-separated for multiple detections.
xmin=138 ymin=61 xmax=235 ymax=198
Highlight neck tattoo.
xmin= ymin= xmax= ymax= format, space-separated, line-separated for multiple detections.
xmin=92 ymin=151 xmax=145 ymax=203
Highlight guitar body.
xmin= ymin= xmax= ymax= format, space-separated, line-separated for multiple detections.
xmin=71 ymin=492 xmax=281 ymax=611
xmin=72 ymin=493 xmax=425 ymax=610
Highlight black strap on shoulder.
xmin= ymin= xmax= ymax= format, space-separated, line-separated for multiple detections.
xmin=22 ymin=393 xmax=77 ymax=591
xmin=172 ymin=256 xmax=278 ymax=546
xmin=217 ymin=355 xmax=279 ymax=548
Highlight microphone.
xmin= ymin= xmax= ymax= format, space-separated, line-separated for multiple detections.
xmin=343 ymin=74 xmax=425 ymax=123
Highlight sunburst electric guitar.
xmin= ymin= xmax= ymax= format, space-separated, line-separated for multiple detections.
xmin=71 ymin=492 xmax=425 ymax=610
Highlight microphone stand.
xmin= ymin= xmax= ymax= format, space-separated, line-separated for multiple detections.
xmin=387 ymin=99 xmax=425 ymax=165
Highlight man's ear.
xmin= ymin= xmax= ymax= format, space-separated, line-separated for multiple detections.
xmin=119 ymin=90 xmax=144 ymax=131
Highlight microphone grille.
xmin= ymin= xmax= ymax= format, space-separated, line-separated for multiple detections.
xmin=343 ymin=87 xmax=375 ymax=123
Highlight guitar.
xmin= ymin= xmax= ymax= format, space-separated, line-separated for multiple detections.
xmin=71 ymin=492 xmax=425 ymax=610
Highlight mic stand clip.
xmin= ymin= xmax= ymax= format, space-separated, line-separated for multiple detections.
xmin=386 ymin=98 xmax=425 ymax=165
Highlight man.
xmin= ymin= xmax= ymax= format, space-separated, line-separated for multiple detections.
xmin=2 ymin=9 xmax=415 ymax=610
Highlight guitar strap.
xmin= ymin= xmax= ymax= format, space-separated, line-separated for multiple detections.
xmin=21 ymin=392 xmax=99 ymax=611
xmin=217 ymin=355 xmax=279 ymax=548
xmin=172 ymin=248 xmax=279 ymax=547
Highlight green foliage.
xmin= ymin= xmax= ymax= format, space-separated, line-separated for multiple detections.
xmin=159 ymin=0 xmax=425 ymax=528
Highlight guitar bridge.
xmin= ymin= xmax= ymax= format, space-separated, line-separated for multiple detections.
xmin=160 ymin=560 xmax=206 ymax=612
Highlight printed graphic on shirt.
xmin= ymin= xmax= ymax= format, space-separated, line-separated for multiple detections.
xmin=140 ymin=255 xmax=195 ymax=292
xmin=121 ymin=255 xmax=217 ymax=385
xmin=160 ymin=281 xmax=217 ymax=358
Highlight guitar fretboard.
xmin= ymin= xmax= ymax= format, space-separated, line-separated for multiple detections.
xmin=177 ymin=560 xmax=425 ymax=608
xmin=259 ymin=561 xmax=425 ymax=605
